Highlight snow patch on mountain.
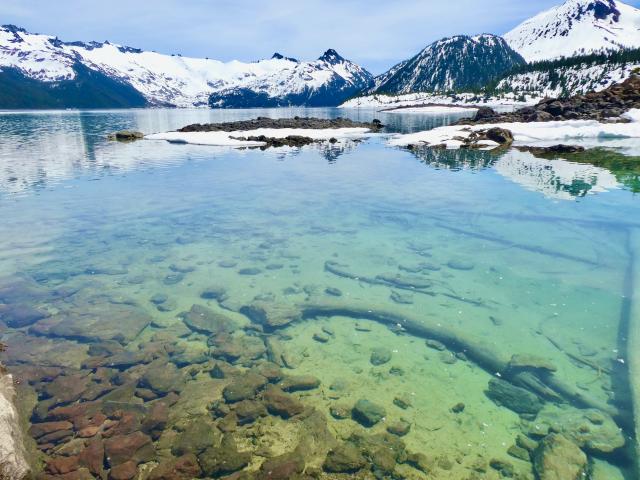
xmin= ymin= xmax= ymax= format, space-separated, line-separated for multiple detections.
xmin=504 ymin=0 xmax=640 ymax=62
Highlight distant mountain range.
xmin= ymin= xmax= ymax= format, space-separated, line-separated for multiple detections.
xmin=0 ymin=25 xmax=373 ymax=108
xmin=1 ymin=0 xmax=639 ymax=108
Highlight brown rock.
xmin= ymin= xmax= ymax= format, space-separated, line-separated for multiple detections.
xmin=30 ymin=421 xmax=74 ymax=439
xmin=46 ymin=455 xmax=80 ymax=474
xmin=79 ymin=438 xmax=105 ymax=476
xmin=263 ymin=385 xmax=304 ymax=418
xmin=108 ymin=460 xmax=137 ymax=480
xmin=105 ymin=432 xmax=154 ymax=466
xmin=257 ymin=452 xmax=305 ymax=479
xmin=148 ymin=454 xmax=203 ymax=480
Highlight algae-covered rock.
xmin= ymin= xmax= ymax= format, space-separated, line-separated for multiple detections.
xmin=148 ymin=454 xmax=202 ymax=480
xmin=486 ymin=378 xmax=543 ymax=415
xmin=278 ymin=375 xmax=320 ymax=392
xmin=234 ymin=400 xmax=267 ymax=425
xmin=171 ymin=419 xmax=220 ymax=456
xmin=533 ymin=434 xmax=587 ymax=480
xmin=180 ymin=304 xmax=236 ymax=335
xmin=257 ymin=452 xmax=305 ymax=479
xmin=387 ymin=419 xmax=411 ymax=437
xmin=352 ymin=399 xmax=386 ymax=427
xmin=527 ymin=407 xmax=625 ymax=454
xmin=323 ymin=443 xmax=366 ymax=473
xmin=262 ymin=385 xmax=304 ymax=418
xmin=223 ymin=373 xmax=268 ymax=403
xmin=198 ymin=434 xmax=250 ymax=477
xmin=370 ymin=347 xmax=392 ymax=366
xmin=240 ymin=302 xmax=301 ymax=330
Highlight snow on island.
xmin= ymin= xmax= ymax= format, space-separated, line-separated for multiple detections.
xmin=143 ymin=117 xmax=381 ymax=148
xmin=389 ymin=109 xmax=640 ymax=153
xmin=145 ymin=127 xmax=374 ymax=147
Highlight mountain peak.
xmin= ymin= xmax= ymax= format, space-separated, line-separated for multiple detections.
xmin=319 ymin=49 xmax=344 ymax=64
xmin=1 ymin=24 xmax=27 ymax=34
xmin=505 ymin=0 xmax=640 ymax=62
xmin=271 ymin=52 xmax=298 ymax=62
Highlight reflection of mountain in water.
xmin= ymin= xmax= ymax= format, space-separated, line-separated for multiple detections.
xmin=408 ymin=147 xmax=498 ymax=171
xmin=0 ymin=110 xmax=364 ymax=195
xmin=494 ymin=151 xmax=622 ymax=200
xmin=409 ymin=147 xmax=624 ymax=200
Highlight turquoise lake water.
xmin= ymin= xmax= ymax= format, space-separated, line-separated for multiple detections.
xmin=1 ymin=108 xmax=639 ymax=479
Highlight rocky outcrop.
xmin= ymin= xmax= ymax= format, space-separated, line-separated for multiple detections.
xmin=0 ymin=365 xmax=32 ymax=479
xmin=459 ymin=74 xmax=640 ymax=125
xmin=177 ymin=117 xmax=383 ymax=133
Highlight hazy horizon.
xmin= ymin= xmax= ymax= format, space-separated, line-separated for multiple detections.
xmin=4 ymin=0 xmax=640 ymax=74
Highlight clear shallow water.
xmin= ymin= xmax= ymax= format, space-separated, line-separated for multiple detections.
xmin=1 ymin=108 xmax=639 ymax=479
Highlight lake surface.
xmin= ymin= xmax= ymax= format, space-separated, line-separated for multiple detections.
xmin=1 ymin=107 xmax=639 ymax=479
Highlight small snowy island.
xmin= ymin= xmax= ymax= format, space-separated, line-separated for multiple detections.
xmin=145 ymin=117 xmax=383 ymax=148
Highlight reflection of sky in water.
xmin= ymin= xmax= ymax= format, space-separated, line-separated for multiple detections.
xmin=0 ymin=108 xmax=637 ymax=200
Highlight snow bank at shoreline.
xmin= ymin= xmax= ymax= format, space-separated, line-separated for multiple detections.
xmin=145 ymin=127 xmax=373 ymax=147
xmin=383 ymin=105 xmax=478 ymax=114
xmin=389 ymin=109 xmax=640 ymax=152
xmin=340 ymin=91 xmax=536 ymax=110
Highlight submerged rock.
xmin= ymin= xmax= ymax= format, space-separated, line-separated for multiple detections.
xmin=180 ymin=304 xmax=236 ymax=335
xmin=148 ymin=454 xmax=202 ymax=480
xmin=278 ymin=375 xmax=320 ymax=392
xmin=486 ymin=378 xmax=543 ymax=415
xmin=323 ymin=443 xmax=366 ymax=473
xmin=352 ymin=399 xmax=386 ymax=427
xmin=527 ymin=407 xmax=625 ymax=454
xmin=0 ymin=303 xmax=48 ymax=328
xmin=262 ymin=385 xmax=304 ymax=418
xmin=172 ymin=419 xmax=221 ymax=456
xmin=257 ymin=452 xmax=305 ymax=479
xmin=533 ymin=434 xmax=587 ymax=480
xmin=198 ymin=434 xmax=250 ymax=477
xmin=370 ymin=347 xmax=392 ymax=366
xmin=223 ymin=372 xmax=268 ymax=403
xmin=29 ymin=301 xmax=151 ymax=344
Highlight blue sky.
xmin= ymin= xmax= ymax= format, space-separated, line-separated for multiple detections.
xmin=3 ymin=0 xmax=640 ymax=73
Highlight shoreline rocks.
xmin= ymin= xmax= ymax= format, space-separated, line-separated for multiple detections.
xmin=458 ymin=75 xmax=640 ymax=126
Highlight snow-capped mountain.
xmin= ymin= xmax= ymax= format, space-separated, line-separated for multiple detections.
xmin=504 ymin=0 xmax=640 ymax=62
xmin=373 ymin=34 xmax=525 ymax=94
xmin=0 ymin=25 xmax=373 ymax=108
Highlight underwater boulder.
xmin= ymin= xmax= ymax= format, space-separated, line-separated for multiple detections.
xmin=533 ymin=434 xmax=587 ymax=480
xmin=198 ymin=434 xmax=250 ymax=477
xmin=147 ymin=454 xmax=202 ymax=480
xmin=262 ymin=385 xmax=304 ymax=418
xmin=171 ymin=419 xmax=220 ymax=457
xmin=223 ymin=372 xmax=268 ymax=403
xmin=256 ymin=452 xmax=305 ymax=480
xmin=352 ymin=399 xmax=386 ymax=427
xmin=323 ymin=443 xmax=366 ymax=473
xmin=180 ymin=304 xmax=236 ymax=335
xmin=278 ymin=375 xmax=320 ymax=392
xmin=370 ymin=347 xmax=392 ymax=366
xmin=526 ymin=407 xmax=625 ymax=454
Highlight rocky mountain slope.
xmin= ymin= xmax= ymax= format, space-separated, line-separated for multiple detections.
xmin=0 ymin=25 xmax=373 ymax=108
xmin=494 ymin=49 xmax=640 ymax=99
xmin=373 ymin=34 xmax=525 ymax=94
xmin=504 ymin=0 xmax=640 ymax=62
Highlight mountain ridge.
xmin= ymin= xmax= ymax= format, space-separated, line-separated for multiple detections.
xmin=0 ymin=25 xmax=373 ymax=108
